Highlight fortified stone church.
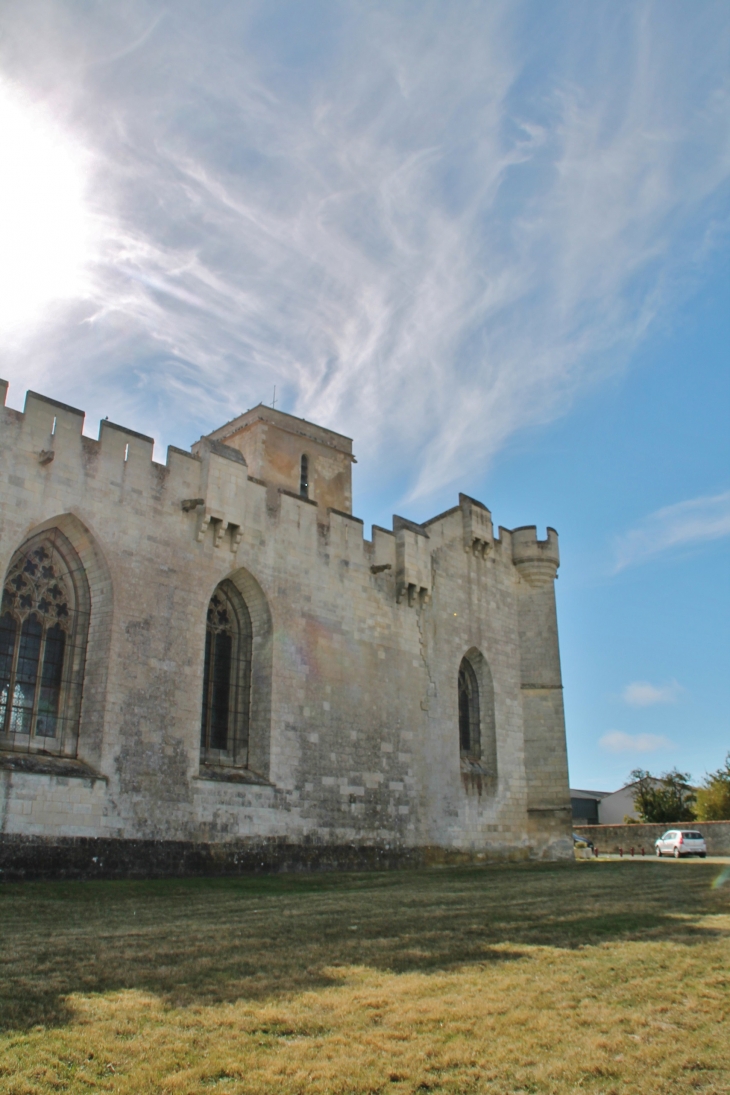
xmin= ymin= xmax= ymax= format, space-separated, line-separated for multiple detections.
xmin=0 ymin=380 xmax=572 ymax=877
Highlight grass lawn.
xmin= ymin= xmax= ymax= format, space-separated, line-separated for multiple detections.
xmin=0 ymin=859 xmax=728 ymax=1094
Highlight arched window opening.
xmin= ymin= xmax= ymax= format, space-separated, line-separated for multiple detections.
xmin=0 ymin=532 xmax=90 ymax=754
xmin=200 ymin=580 xmax=252 ymax=767
xmin=299 ymin=454 xmax=309 ymax=499
xmin=458 ymin=656 xmax=481 ymax=758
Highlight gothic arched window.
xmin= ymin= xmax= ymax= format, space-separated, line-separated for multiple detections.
xmin=458 ymin=656 xmax=481 ymax=758
xmin=0 ymin=531 xmax=90 ymax=755
xmin=300 ymin=454 xmax=309 ymax=499
xmin=200 ymin=580 xmax=252 ymax=767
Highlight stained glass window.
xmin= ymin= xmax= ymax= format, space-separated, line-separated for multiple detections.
xmin=0 ymin=532 xmax=89 ymax=754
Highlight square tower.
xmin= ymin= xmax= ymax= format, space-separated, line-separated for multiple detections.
xmin=197 ymin=404 xmax=355 ymax=514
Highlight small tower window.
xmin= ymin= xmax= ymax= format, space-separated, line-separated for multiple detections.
xmin=299 ymin=454 xmax=309 ymax=499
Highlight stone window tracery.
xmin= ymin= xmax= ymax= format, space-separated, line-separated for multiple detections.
xmin=200 ymin=580 xmax=252 ymax=767
xmin=0 ymin=532 xmax=90 ymax=754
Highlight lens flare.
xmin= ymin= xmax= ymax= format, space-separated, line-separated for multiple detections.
xmin=711 ymin=867 xmax=730 ymax=890
xmin=0 ymin=80 xmax=94 ymax=333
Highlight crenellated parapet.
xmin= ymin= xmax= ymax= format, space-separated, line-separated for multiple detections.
xmin=511 ymin=526 xmax=559 ymax=587
xmin=0 ymin=379 xmax=560 ymax=594
xmin=0 ymin=383 xmax=264 ymax=556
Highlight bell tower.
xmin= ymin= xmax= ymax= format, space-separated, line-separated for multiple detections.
xmin=195 ymin=404 xmax=355 ymax=514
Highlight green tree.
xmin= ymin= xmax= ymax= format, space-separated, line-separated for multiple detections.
xmin=630 ymin=768 xmax=696 ymax=824
xmin=695 ymin=753 xmax=730 ymax=821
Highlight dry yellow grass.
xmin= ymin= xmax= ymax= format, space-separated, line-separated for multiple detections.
xmin=1 ymin=860 xmax=728 ymax=1094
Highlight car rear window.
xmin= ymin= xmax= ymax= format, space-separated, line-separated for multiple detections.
xmin=682 ymin=831 xmax=703 ymax=839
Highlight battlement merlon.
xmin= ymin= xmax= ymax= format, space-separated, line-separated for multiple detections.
xmin=511 ymin=526 xmax=559 ymax=586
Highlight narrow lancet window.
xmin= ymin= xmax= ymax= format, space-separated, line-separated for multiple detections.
xmin=0 ymin=532 xmax=89 ymax=754
xmin=458 ymin=656 xmax=481 ymax=758
xmin=200 ymin=580 xmax=252 ymax=767
xmin=299 ymin=454 xmax=309 ymax=499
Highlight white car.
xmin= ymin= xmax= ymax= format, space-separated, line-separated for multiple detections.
xmin=654 ymin=829 xmax=707 ymax=858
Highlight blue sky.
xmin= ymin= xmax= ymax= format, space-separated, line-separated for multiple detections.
xmin=0 ymin=0 xmax=728 ymax=790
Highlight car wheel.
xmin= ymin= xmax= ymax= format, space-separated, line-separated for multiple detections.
xmin=700 ymin=852 xmax=706 ymax=859
xmin=655 ymin=846 xmax=662 ymax=857
xmin=673 ymin=847 xmax=680 ymax=858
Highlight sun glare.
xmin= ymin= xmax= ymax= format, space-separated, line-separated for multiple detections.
xmin=0 ymin=81 xmax=94 ymax=333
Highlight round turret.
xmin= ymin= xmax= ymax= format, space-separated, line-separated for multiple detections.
xmin=511 ymin=526 xmax=559 ymax=586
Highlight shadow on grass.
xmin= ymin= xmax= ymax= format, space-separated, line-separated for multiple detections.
xmin=0 ymin=860 xmax=727 ymax=1032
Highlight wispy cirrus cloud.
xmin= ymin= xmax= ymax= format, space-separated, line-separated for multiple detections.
xmin=615 ymin=491 xmax=730 ymax=571
xmin=622 ymin=680 xmax=682 ymax=707
xmin=600 ymin=731 xmax=674 ymax=755
xmin=0 ymin=1 xmax=728 ymax=520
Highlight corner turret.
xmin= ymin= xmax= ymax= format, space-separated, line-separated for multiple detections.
xmin=511 ymin=526 xmax=559 ymax=586
xmin=511 ymin=524 xmax=571 ymax=857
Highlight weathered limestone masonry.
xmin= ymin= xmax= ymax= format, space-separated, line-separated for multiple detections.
xmin=0 ymin=382 xmax=572 ymax=879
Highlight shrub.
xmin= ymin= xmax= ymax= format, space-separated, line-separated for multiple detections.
xmin=695 ymin=753 xmax=730 ymax=821
xmin=630 ymin=768 xmax=696 ymax=824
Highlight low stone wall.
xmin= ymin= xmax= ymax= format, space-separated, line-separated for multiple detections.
xmin=0 ymin=834 xmax=557 ymax=883
xmin=575 ymin=820 xmax=730 ymax=856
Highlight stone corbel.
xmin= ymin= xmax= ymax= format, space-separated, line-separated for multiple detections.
xmin=195 ymin=509 xmax=211 ymax=542
xmin=213 ymin=518 xmax=229 ymax=548
xmin=229 ymin=524 xmax=244 ymax=553
xmin=195 ymin=506 xmax=226 ymax=544
xmin=396 ymin=581 xmax=430 ymax=607
xmin=193 ymin=505 xmax=242 ymax=551
xmin=468 ymin=537 xmax=492 ymax=559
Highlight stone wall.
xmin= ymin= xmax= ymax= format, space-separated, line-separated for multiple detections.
xmin=0 ymin=381 xmax=573 ymax=867
xmin=0 ymin=832 xmax=537 ymax=882
xmin=574 ymin=821 xmax=730 ymax=856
